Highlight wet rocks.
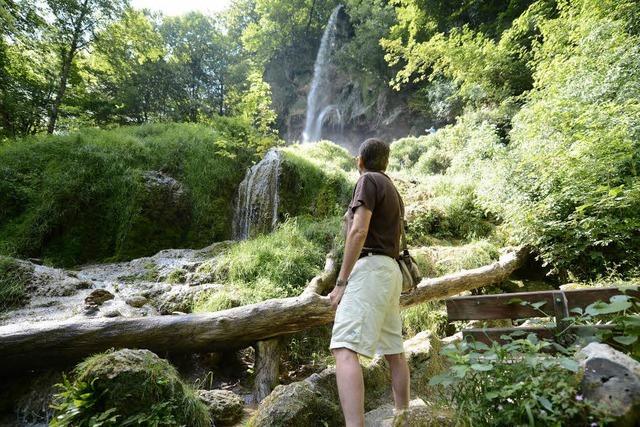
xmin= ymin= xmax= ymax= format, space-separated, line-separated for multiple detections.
xmin=125 ymin=295 xmax=148 ymax=308
xmin=154 ymin=283 xmax=221 ymax=314
xmin=576 ymin=342 xmax=640 ymax=426
xmin=197 ymin=389 xmax=244 ymax=425
xmin=84 ymin=289 xmax=115 ymax=306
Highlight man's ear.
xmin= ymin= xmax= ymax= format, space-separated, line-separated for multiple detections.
xmin=358 ymin=156 xmax=365 ymax=171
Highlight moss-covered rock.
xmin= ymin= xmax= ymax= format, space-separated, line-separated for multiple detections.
xmin=50 ymin=348 xmax=210 ymax=427
xmin=278 ymin=143 xmax=354 ymax=220
xmin=197 ymin=389 xmax=244 ymax=425
xmin=248 ymin=381 xmax=342 ymax=427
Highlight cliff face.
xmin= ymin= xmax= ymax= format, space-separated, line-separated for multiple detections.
xmin=264 ymin=8 xmax=431 ymax=152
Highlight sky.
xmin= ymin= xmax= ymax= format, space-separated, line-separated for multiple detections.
xmin=130 ymin=0 xmax=233 ymax=16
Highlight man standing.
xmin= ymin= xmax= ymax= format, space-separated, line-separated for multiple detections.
xmin=328 ymin=138 xmax=410 ymax=426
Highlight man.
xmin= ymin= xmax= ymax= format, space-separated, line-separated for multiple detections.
xmin=328 ymin=138 xmax=410 ymax=426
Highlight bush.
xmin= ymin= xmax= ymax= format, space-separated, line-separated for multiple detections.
xmin=0 ymin=122 xmax=271 ymax=266
xmin=0 ymin=256 xmax=31 ymax=312
xmin=51 ymin=349 xmax=210 ymax=427
xmin=430 ymin=335 xmax=609 ymax=426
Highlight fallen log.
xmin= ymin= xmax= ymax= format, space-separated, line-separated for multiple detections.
xmin=0 ymin=246 xmax=527 ymax=374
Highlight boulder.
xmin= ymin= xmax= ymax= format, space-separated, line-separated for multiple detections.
xmin=115 ymin=171 xmax=192 ymax=260
xmin=51 ymin=349 xmax=210 ymax=426
xmin=125 ymin=295 xmax=148 ymax=308
xmin=364 ymin=398 xmax=454 ymax=427
xmin=154 ymin=283 xmax=221 ymax=314
xmin=84 ymin=288 xmax=114 ymax=306
xmin=248 ymin=381 xmax=342 ymax=427
xmin=576 ymin=342 xmax=640 ymax=426
xmin=197 ymin=389 xmax=244 ymax=425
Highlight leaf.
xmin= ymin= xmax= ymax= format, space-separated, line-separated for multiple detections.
xmin=471 ymin=363 xmax=493 ymax=371
xmin=531 ymin=301 xmax=547 ymax=310
xmin=558 ymin=357 xmax=580 ymax=372
xmin=537 ymin=396 xmax=553 ymax=411
xmin=612 ymin=335 xmax=638 ymax=345
xmin=585 ymin=299 xmax=632 ymax=316
xmin=508 ymin=298 xmax=524 ymax=305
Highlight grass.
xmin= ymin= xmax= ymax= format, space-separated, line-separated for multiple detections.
xmin=0 ymin=256 xmax=31 ymax=312
xmin=194 ymin=216 xmax=343 ymax=308
xmin=0 ymin=121 xmax=266 ymax=267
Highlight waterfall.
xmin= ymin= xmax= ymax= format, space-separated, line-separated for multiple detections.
xmin=302 ymin=5 xmax=342 ymax=143
xmin=232 ymin=149 xmax=281 ymax=240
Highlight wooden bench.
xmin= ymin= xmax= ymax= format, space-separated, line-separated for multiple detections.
xmin=445 ymin=287 xmax=639 ymax=345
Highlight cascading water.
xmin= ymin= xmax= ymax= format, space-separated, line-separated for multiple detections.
xmin=232 ymin=149 xmax=281 ymax=240
xmin=302 ymin=5 xmax=343 ymax=143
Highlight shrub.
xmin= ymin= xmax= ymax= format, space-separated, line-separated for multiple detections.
xmin=0 ymin=122 xmax=271 ymax=266
xmin=0 ymin=256 xmax=31 ymax=311
xmin=51 ymin=349 xmax=210 ymax=427
xmin=430 ymin=335 xmax=609 ymax=426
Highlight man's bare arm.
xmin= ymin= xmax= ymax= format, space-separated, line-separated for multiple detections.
xmin=329 ymin=206 xmax=372 ymax=308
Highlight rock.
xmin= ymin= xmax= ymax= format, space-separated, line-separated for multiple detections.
xmin=125 ymin=295 xmax=148 ymax=308
xmin=102 ymin=309 xmax=122 ymax=318
xmin=576 ymin=342 xmax=640 ymax=426
xmin=51 ymin=349 xmax=210 ymax=426
xmin=248 ymin=381 xmax=342 ymax=427
xmin=197 ymin=389 xmax=244 ymax=425
xmin=364 ymin=398 xmax=455 ymax=427
xmin=154 ymin=283 xmax=220 ymax=314
xmin=115 ymin=171 xmax=191 ymax=260
xmin=84 ymin=288 xmax=115 ymax=306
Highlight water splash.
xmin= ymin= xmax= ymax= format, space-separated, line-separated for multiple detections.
xmin=232 ymin=149 xmax=281 ymax=240
xmin=302 ymin=5 xmax=343 ymax=143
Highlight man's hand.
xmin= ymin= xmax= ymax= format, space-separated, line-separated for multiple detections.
xmin=329 ymin=285 xmax=346 ymax=309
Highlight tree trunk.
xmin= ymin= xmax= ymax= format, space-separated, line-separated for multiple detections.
xmin=253 ymin=339 xmax=280 ymax=403
xmin=47 ymin=0 xmax=89 ymax=134
xmin=0 ymin=247 xmax=527 ymax=375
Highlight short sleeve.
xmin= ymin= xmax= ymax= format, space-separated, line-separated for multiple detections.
xmin=349 ymin=174 xmax=377 ymax=213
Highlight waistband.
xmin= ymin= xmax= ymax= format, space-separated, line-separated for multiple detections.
xmin=358 ymin=250 xmax=394 ymax=260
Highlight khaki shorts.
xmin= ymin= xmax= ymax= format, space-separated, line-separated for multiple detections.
xmin=330 ymin=254 xmax=404 ymax=358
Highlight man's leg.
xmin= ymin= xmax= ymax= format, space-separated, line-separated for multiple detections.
xmin=333 ymin=347 xmax=365 ymax=427
xmin=384 ymin=352 xmax=410 ymax=410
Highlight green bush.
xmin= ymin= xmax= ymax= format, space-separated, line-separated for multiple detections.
xmin=430 ymin=334 xmax=609 ymax=426
xmin=0 ymin=256 xmax=31 ymax=311
xmin=51 ymin=348 xmax=210 ymax=427
xmin=0 ymin=121 xmax=270 ymax=266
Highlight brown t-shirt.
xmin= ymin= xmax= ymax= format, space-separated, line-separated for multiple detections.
xmin=346 ymin=171 xmax=402 ymax=259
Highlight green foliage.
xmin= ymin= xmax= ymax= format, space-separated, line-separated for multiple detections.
xmin=193 ymin=290 xmax=240 ymax=313
xmin=0 ymin=122 xmax=270 ymax=266
xmin=430 ymin=334 xmax=609 ymax=426
xmin=0 ymin=256 xmax=31 ymax=312
xmin=197 ymin=216 xmax=341 ymax=305
xmin=51 ymin=349 xmax=210 ymax=427
xmin=481 ymin=0 xmax=640 ymax=278
xmin=279 ymin=143 xmax=355 ymax=220
xmin=561 ymin=289 xmax=640 ymax=360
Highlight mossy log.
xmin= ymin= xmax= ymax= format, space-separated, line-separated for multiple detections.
xmin=0 ymin=247 xmax=527 ymax=374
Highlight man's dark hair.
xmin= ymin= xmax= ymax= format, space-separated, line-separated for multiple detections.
xmin=359 ymin=138 xmax=389 ymax=171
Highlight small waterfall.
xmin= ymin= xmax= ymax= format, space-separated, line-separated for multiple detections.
xmin=302 ymin=5 xmax=343 ymax=143
xmin=232 ymin=149 xmax=281 ymax=240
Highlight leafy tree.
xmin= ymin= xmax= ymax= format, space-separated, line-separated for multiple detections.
xmin=45 ymin=0 xmax=127 ymax=133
